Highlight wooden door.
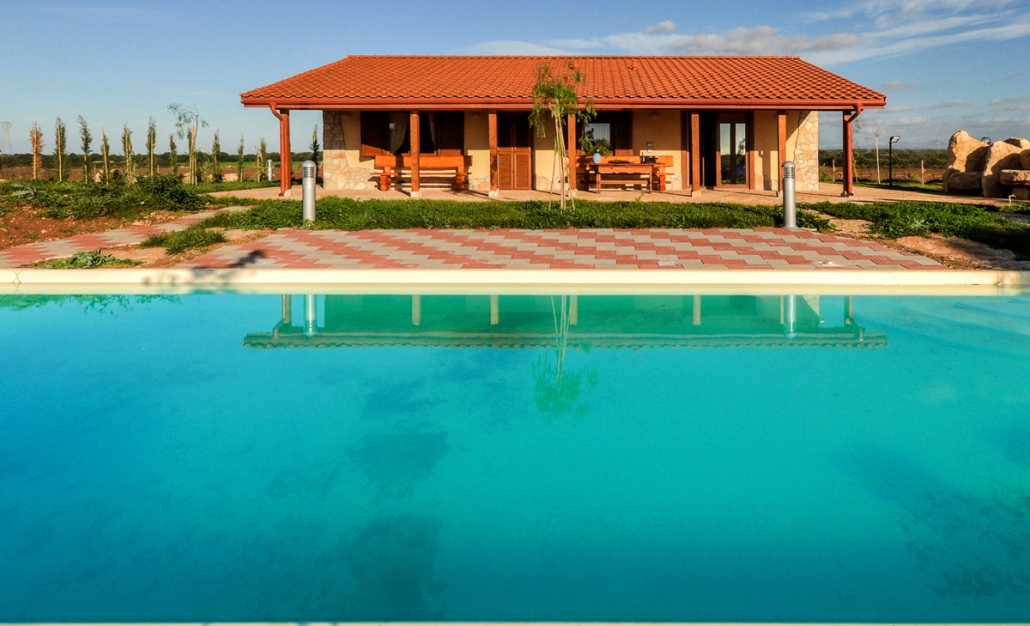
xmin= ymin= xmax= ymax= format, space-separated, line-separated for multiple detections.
xmin=497 ymin=113 xmax=532 ymax=190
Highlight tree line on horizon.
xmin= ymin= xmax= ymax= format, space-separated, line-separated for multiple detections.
xmin=1 ymin=108 xmax=322 ymax=185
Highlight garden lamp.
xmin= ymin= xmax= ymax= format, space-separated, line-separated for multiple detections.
xmin=888 ymin=135 xmax=901 ymax=188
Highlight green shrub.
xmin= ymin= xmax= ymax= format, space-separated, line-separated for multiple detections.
xmin=200 ymin=197 xmax=823 ymax=231
xmin=141 ymin=224 xmax=227 ymax=254
xmin=0 ymin=176 xmax=205 ymax=220
xmin=43 ymin=249 xmax=141 ymax=269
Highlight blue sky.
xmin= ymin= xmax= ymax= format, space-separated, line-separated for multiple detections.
xmin=1 ymin=0 xmax=1028 ymax=153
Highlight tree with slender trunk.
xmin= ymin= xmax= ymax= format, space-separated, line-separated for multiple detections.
xmin=236 ymin=136 xmax=245 ymax=182
xmin=122 ymin=124 xmax=135 ymax=183
xmin=168 ymin=103 xmax=208 ymax=185
xmin=100 ymin=128 xmax=111 ymax=183
xmin=868 ymin=120 xmax=885 ymax=184
xmin=54 ymin=118 xmax=67 ymax=182
xmin=147 ymin=118 xmax=157 ymax=178
xmin=310 ymin=124 xmax=320 ymax=175
xmin=256 ymin=139 xmax=267 ymax=182
xmin=529 ymin=62 xmax=595 ymax=211
xmin=30 ymin=123 xmax=45 ymax=180
xmin=211 ymin=130 xmax=221 ymax=182
xmin=78 ymin=116 xmax=93 ymax=183
xmin=169 ymin=133 xmax=179 ymax=178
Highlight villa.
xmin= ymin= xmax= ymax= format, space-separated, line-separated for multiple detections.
xmin=240 ymin=55 xmax=885 ymax=198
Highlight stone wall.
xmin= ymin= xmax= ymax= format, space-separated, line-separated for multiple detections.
xmin=793 ymin=111 xmax=819 ymax=191
xmin=322 ymin=111 xmax=375 ymax=190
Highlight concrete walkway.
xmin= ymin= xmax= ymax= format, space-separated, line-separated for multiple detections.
xmin=181 ymin=228 xmax=942 ymax=270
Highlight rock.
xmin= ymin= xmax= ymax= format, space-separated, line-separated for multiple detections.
xmin=1003 ymin=137 xmax=1030 ymax=150
xmin=944 ymin=131 xmax=989 ymax=193
xmin=1022 ymin=149 xmax=1030 ymax=170
xmin=1014 ymin=188 xmax=1030 ymax=201
xmin=947 ymin=171 xmax=983 ymax=191
xmin=946 ymin=130 xmax=989 ymax=171
xmin=1000 ymin=170 xmax=1030 ymax=186
xmin=982 ymin=142 xmax=1024 ymax=197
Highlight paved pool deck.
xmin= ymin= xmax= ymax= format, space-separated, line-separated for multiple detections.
xmin=179 ymin=228 xmax=943 ymax=271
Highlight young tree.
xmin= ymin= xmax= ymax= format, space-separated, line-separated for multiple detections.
xmin=167 ymin=103 xmax=208 ymax=185
xmin=256 ymin=138 xmax=267 ymax=182
xmin=29 ymin=122 xmax=45 ymax=180
xmin=168 ymin=133 xmax=179 ymax=178
xmin=122 ymin=124 xmax=135 ymax=183
xmin=147 ymin=118 xmax=157 ymax=178
xmin=211 ymin=130 xmax=221 ymax=182
xmin=529 ymin=62 xmax=595 ymax=210
xmin=100 ymin=128 xmax=111 ymax=183
xmin=236 ymin=135 xmax=245 ymax=182
xmin=310 ymin=124 xmax=320 ymax=174
xmin=54 ymin=117 xmax=67 ymax=182
xmin=868 ymin=119 xmax=885 ymax=184
xmin=77 ymin=116 xmax=93 ymax=183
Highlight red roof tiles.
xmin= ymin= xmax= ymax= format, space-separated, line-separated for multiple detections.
xmin=241 ymin=56 xmax=885 ymax=110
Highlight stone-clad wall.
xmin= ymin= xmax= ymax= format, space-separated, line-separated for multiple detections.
xmin=323 ymin=111 xmax=375 ymax=190
xmin=793 ymin=111 xmax=819 ymax=191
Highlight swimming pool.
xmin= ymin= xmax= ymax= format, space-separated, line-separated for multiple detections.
xmin=1 ymin=292 xmax=1029 ymax=622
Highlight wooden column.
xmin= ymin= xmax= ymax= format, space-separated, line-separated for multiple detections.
xmin=567 ymin=113 xmax=577 ymax=192
xmin=746 ymin=111 xmax=756 ymax=190
xmin=729 ymin=123 xmax=738 ymax=185
xmin=488 ymin=111 xmax=498 ymax=196
xmin=777 ymin=111 xmax=787 ymax=194
xmin=680 ymin=111 xmax=689 ymax=191
xmin=690 ymin=112 xmax=701 ymax=192
xmin=409 ymin=111 xmax=420 ymax=195
xmin=279 ymin=109 xmax=291 ymax=197
xmin=843 ymin=110 xmax=856 ymax=197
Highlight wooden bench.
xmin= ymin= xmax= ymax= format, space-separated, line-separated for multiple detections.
xmin=577 ymin=155 xmax=672 ymax=192
xmin=374 ymin=154 xmax=470 ymax=191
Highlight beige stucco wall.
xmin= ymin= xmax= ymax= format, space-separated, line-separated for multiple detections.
xmin=323 ymin=111 xmax=376 ymax=190
xmin=464 ymin=112 xmax=490 ymax=192
xmin=630 ymin=110 xmax=683 ymax=190
xmin=751 ymin=110 xmax=818 ymax=192
xmin=533 ymin=122 xmax=559 ymax=191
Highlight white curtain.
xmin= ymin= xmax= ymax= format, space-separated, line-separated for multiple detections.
xmin=388 ymin=113 xmax=408 ymax=154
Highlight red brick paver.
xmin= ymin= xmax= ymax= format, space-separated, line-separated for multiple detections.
xmin=182 ymin=229 xmax=944 ymax=270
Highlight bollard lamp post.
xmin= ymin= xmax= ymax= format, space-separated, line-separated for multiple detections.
xmin=888 ymin=136 xmax=900 ymax=188
xmin=782 ymin=161 xmax=796 ymax=229
xmin=301 ymin=160 xmax=317 ymax=224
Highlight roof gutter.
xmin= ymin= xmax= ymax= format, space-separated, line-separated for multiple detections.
xmin=241 ymin=97 xmax=886 ymax=111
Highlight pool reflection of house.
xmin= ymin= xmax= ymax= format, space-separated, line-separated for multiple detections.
xmin=244 ymin=295 xmax=886 ymax=350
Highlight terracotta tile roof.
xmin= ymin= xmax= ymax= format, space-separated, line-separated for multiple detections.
xmin=241 ymin=56 xmax=885 ymax=110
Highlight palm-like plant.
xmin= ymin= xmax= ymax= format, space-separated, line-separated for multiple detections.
xmin=54 ymin=118 xmax=67 ymax=182
xmin=77 ymin=116 xmax=92 ymax=183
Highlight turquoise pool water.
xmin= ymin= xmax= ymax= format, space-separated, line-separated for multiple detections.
xmin=1 ymin=292 xmax=1029 ymax=622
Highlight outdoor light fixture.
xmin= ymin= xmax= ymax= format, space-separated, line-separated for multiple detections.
xmin=981 ymin=136 xmax=992 ymax=145
xmin=889 ymin=135 xmax=901 ymax=188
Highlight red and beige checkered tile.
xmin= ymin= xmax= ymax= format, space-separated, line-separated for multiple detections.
xmin=0 ymin=208 xmax=245 ymax=267
xmin=181 ymin=228 xmax=944 ymax=270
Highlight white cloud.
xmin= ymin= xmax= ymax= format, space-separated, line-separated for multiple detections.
xmin=931 ymin=100 xmax=976 ymax=109
xmin=645 ymin=20 xmax=676 ymax=34
xmin=882 ymin=80 xmax=920 ymax=92
xmin=461 ymin=40 xmax=572 ymax=55
xmin=669 ymin=27 xmax=862 ymax=55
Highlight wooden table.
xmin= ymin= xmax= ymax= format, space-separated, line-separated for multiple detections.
xmin=588 ymin=162 xmax=664 ymax=193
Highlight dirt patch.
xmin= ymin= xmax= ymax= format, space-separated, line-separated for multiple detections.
xmin=893 ymin=235 xmax=1030 ymax=270
xmin=815 ymin=210 xmax=1029 ymax=269
xmin=0 ymin=204 xmax=210 ymax=249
